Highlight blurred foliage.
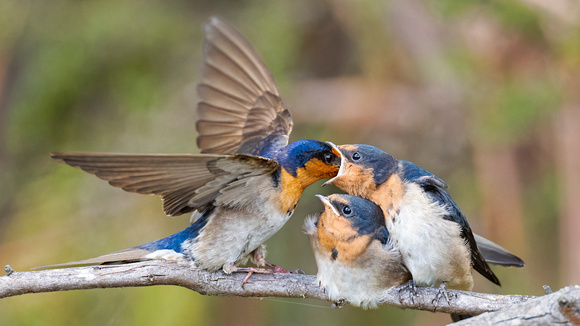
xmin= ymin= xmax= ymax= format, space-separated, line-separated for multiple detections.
xmin=473 ymin=79 xmax=561 ymax=145
xmin=1 ymin=0 xmax=579 ymax=325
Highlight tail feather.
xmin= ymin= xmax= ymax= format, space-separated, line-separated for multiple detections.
xmin=33 ymin=207 xmax=211 ymax=270
xmin=32 ymin=248 xmax=152 ymax=270
xmin=474 ymin=234 xmax=525 ymax=267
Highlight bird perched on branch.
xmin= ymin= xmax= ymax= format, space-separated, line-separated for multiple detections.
xmin=41 ymin=17 xmax=341 ymax=278
xmin=304 ymin=194 xmax=410 ymax=309
xmin=324 ymin=143 xmax=523 ymax=294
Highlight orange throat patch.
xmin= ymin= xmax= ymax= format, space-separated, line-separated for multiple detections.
xmin=371 ymin=174 xmax=406 ymax=221
xmin=332 ymin=163 xmax=377 ymax=197
xmin=316 ymin=213 xmax=373 ymax=263
xmin=276 ymin=160 xmax=339 ymax=214
xmin=301 ymin=158 xmax=339 ymax=184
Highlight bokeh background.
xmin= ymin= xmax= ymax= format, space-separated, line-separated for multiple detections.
xmin=1 ymin=0 xmax=579 ymax=325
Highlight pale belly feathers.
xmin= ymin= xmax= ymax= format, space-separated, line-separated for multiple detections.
xmin=388 ymin=182 xmax=472 ymax=290
xmin=182 ymin=199 xmax=292 ymax=272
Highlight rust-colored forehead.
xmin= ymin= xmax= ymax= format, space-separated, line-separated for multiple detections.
xmin=338 ymin=144 xmax=358 ymax=152
xmin=327 ymin=194 xmax=350 ymax=206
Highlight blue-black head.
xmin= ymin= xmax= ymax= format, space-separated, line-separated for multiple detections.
xmin=276 ymin=139 xmax=341 ymax=179
xmin=334 ymin=144 xmax=399 ymax=185
xmin=319 ymin=194 xmax=386 ymax=236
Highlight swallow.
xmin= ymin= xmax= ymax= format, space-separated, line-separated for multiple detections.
xmin=325 ymin=143 xmax=524 ymax=293
xmin=304 ymin=194 xmax=410 ymax=309
xmin=39 ymin=17 xmax=341 ymax=278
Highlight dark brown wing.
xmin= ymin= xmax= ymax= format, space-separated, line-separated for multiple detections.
xmin=196 ymin=16 xmax=293 ymax=155
xmin=473 ymin=234 xmax=524 ymax=267
xmin=51 ymin=152 xmax=279 ymax=216
xmin=416 ymin=175 xmax=501 ymax=286
xmin=401 ymin=160 xmax=501 ymax=285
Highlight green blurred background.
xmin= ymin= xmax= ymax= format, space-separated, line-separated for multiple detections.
xmin=1 ymin=0 xmax=579 ymax=325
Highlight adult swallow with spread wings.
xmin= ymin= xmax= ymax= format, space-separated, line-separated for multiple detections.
xmin=42 ymin=17 xmax=341 ymax=278
xmin=305 ymin=194 xmax=410 ymax=309
xmin=325 ymin=144 xmax=523 ymax=294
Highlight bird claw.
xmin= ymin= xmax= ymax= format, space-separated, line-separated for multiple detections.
xmin=234 ymin=260 xmax=303 ymax=285
xmin=277 ymin=267 xmax=305 ymax=274
xmin=432 ymin=282 xmax=451 ymax=309
xmin=265 ymin=262 xmax=303 ymax=274
xmin=233 ymin=267 xmax=273 ymax=284
xmin=398 ymin=279 xmax=417 ymax=304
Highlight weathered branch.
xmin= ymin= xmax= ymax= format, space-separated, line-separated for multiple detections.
xmin=5 ymin=261 xmax=578 ymax=325
xmin=1 ymin=260 xmax=535 ymax=317
xmin=454 ymin=285 xmax=580 ymax=325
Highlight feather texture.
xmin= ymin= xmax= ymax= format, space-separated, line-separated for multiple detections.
xmin=51 ymin=152 xmax=279 ymax=216
xmin=306 ymin=195 xmax=410 ymax=309
xmin=33 ymin=248 xmax=155 ymax=269
xmin=327 ymin=144 xmax=526 ymax=291
xmin=196 ymin=17 xmax=293 ymax=156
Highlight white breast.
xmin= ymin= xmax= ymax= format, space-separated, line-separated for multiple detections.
xmin=387 ymin=182 xmax=470 ymax=288
xmin=183 ymin=198 xmax=292 ymax=272
xmin=314 ymin=253 xmax=387 ymax=309
xmin=305 ymin=216 xmax=404 ymax=309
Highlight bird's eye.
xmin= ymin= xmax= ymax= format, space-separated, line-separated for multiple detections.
xmin=352 ymin=152 xmax=361 ymax=161
xmin=323 ymin=153 xmax=333 ymax=164
xmin=342 ymin=206 xmax=352 ymax=215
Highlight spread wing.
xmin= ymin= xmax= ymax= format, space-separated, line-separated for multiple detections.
xmin=51 ymin=152 xmax=279 ymax=216
xmin=400 ymin=160 xmax=501 ymax=286
xmin=196 ymin=16 xmax=293 ymax=156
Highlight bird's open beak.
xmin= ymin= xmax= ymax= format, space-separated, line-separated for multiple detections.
xmin=315 ymin=194 xmax=340 ymax=217
xmin=323 ymin=141 xmax=345 ymax=187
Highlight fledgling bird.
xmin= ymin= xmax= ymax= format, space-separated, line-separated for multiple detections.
xmin=40 ymin=17 xmax=341 ymax=277
xmin=304 ymin=194 xmax=410 ymax=309
xmin=325 ymin=143 xmax=524 ymax=293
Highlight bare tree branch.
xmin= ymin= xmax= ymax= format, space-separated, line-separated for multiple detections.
xmin=453 ymin=285 xmax=580 ymax=325
xmin=5 ymin=261 xmax=579 ymax=324
xmin=1 ymin=260 xmax=536 ymax=317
